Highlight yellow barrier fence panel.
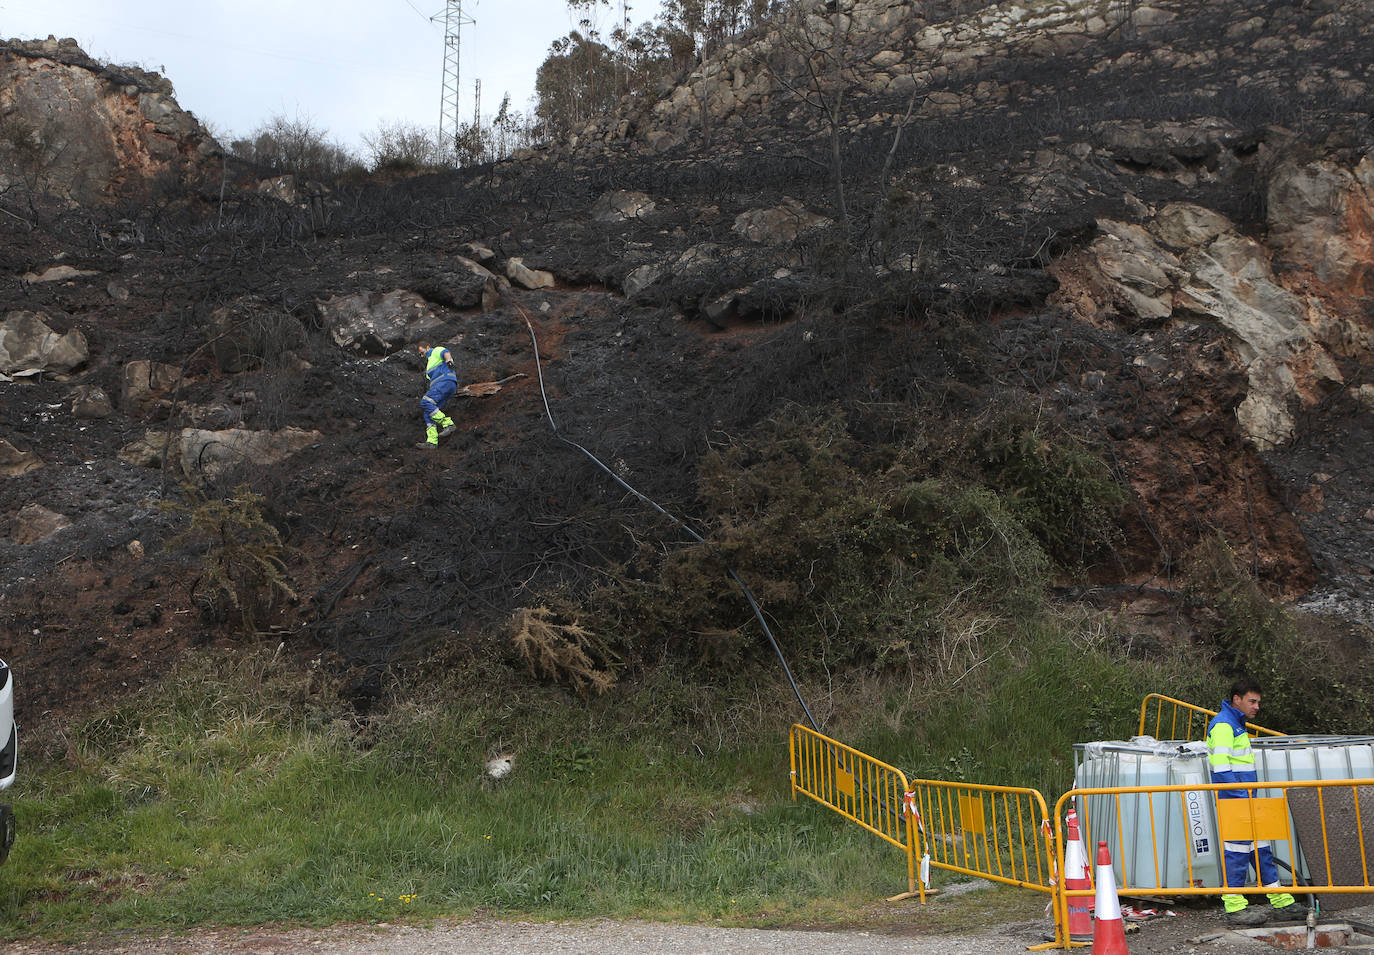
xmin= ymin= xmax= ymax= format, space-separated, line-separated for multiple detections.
xmin=908 ymin=778 xmax=1054 ymax=894
xmin=1052 ymin=780 xmax=1374 ymax=950
xmin=788 ymin=724 xmax=919 ymax=900
xmin=1216 ymin=796 xmax=1291 ymax=845
xmin=1137 ymin=693 xmax=1284 ymax=741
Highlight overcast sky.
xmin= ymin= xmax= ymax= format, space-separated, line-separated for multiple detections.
xmin=0 ymin=0 xmax=623 ymax=154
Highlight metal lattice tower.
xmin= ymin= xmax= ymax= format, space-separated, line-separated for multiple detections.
xmin=432 ymin=0 xmax=476 ymax=149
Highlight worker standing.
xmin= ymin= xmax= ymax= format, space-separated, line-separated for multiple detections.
xmin=1206 ymin=677 xmax=1309 ymax=926
xmin=415 ymin=340 xmax=459 ymax=450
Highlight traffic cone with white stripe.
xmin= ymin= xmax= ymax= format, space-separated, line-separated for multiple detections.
xmin=1091 ymin=840 xmax=1129 ymax=955
xmin=1063 ymin=808 xmax=1094 ymax=942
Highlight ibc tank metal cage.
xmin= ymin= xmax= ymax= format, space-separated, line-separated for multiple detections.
xmin=1070 ymin=736 xmax=1374 ymax=892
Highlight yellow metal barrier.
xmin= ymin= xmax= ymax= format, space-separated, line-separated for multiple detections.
xmin=906 ymin=777 xmax=1056 ymax=894
xmin=789 ymin=723 xmax=920 ymax=899
xmin=1051 ymin=779 xmax=1374 ymax=949
xmin=1137 ymin=693 xmax=1283 ymax=741
xmin=789 ymin=725 xmax=1057 ymax=909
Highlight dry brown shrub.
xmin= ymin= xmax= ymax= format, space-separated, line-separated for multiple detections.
xmin=507 ymin=606 xmax=617 ymax=697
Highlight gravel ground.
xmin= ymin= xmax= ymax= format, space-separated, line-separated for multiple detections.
xmin=3 ymin=909 xmax=1333 ymax=955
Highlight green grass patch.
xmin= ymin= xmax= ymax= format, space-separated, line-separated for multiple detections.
xmin=2 ymin=625 xmax=1216 ymax=940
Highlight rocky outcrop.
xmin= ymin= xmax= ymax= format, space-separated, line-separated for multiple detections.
xmin=0 ymin=310 xmax=88 ymax=379
xmin=119 ymin=427 xmax=323 ymax=481
xmin=121 ymin=359 xmax=182 ymax=417
xmin=1054 ymin=145 xmax=1374 ymax=453
xmin=0 ymin=438 xmax=41 ymax=476
xmin=9 ymin=503 xmax=70 ymax=544
xmin=0 ymin=36 xmax=219 ymax=202
xmin=318 ymin=290 xmax=447 ymax=354
xmin=1267 ymin=156 xmax=1374 ymax=301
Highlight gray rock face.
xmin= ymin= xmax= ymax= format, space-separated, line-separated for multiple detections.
xmin=732 ymin=198 xmax=832 ymax=244
xmin=318 ymin=290 xmax=446 ymax=354
xmin=591 ymin=190 xmax=658 ymax=222
xmin=1267 ymin=157 xmax=1374 ymax=297
xmin=0 ymin=438 xmax=41 ymax=476
xmin=1073 ymin=194 xmax=1358 ymax=451
xmin=0 ymin=310 xmax=88 ymax=378
xmin=206 ymin=299 xmax=308 ymax=374
xmin=68 ymin=384 xmax=113 ymax=419
xmin=506 ymin=257 xmax=557 ymax=290
xmin=177 ymin=427 xmax=322 ymax=481
xmin=0 ymin=37 xmax=219 ymax=202
xmin=412 ymin=256 xmax=504 ymax=309
xmin=121 ymin=359 xmax=182 ymax=417
xmin=118 ymin=427 xmax=323 ymax=480
xmin=10 ymin=503 xmax=69 ymax=544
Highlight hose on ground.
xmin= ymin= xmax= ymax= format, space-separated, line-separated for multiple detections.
xmin=519 ymin=307 xmax=819 ymax=733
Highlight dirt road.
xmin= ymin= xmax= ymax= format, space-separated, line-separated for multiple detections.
xmin=2 ymin=911 xmax=1292 ymax=955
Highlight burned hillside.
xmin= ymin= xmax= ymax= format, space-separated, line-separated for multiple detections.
xmin=2 ymin=0 xmax=1373 ymax=723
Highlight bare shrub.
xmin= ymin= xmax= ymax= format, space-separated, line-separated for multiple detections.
xmin=362 ymin=120 xmax=450 ymax=173
xmin=227 ymin=113 xmax=359 ymax=181
xmin=162 ymin=484 xmax=296 ymax=634
xmin=507 ymin=606 xmax=618 ymax=696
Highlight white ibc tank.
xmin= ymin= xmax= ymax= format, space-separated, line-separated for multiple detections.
xmin=1252 ymin=735 xmax=1374 ymax=783
xmin=1074 ymin=738 xmax=1222 ymax=891
xmin=1073 ymin=735 xmax=1374 ymax=892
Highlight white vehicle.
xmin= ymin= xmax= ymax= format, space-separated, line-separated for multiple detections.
xmin=0 ymin=658 xmax=14 ymax=864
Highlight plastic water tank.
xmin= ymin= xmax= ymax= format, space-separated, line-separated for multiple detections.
xmin=1074 ymin=738 xmax=1223 ymax=890
xmin=1073 ymin=735 xmax=1374 ymax=892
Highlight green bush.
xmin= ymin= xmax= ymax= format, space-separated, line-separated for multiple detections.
xmin=1183 ymin=533 xmax=1374 ymax=733
xmin=566 ymin=403 xmax=1122 ymax=682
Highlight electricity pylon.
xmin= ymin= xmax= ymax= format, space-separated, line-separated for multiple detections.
xmin=432 ymin=1 xmax=476 ymax=150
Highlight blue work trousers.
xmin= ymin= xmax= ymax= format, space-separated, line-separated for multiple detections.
xmin=421 ymin=376 xmax=457 ymax=427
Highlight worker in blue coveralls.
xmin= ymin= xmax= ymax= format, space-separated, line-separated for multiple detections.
xmin=414 ymin=340 xmax=459 ymax=449
xmin=1206 ymin=677 xmax=1309 ymax=927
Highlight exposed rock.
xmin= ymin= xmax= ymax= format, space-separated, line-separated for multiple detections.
xmin=257 ymin=174 xmax=296 ymax=202
xmin=21 ymin=264 xmax=99 ymax=284
xmin=0 ymin=438 xmax=42 ymax=476
xmin=506 ymin=257 xmax=556 ymax=290
xmin=118 ymin=430 xmax=177 ymax=470
xmin=591 ymin=190 xmax=657 ymax=222
xmin=318 ymin=290 xmax=445 ymax=354
xmin=206 ymin=298 xmax=307 ymax=373
xmin=0 ymin=310 xmax=88 ymax=378
xmin=68 ymin=384 xmax=113 ymax=419
xmin=1069 ymin=206 xmax=1349 ymax=450
xmin=1267 ymin=157 xmax=1374 ymax=298
xmin=458 ymin=242 xmax=497 ymax=266
xmin=412 ymin=256 xmax=503 ymax=309
xmin=0 ymin=36 xmax=219 ymax=202
xmin=1148 ymin=202 xmax=1234 ymax=249
xmin=732 ymin=197 xmax=832 ymax=244
xmin=178 ymin=427 xmax=322 ymax=481
xmin=10 ymin=503 xmax=70 ymax=544
xmin=121 ymin=359 xmax=182 ymax=417
xmin=623 ymin=264 xmax=663 ymax=298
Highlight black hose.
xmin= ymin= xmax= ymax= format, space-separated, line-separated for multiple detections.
xmin=520 ymin=309 xmax=820 ymax=732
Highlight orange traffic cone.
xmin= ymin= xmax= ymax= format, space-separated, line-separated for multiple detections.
xmin=1091 ymin=840 xmax=1129 ymax=955
xmin=1063 ymin=808 xmax=1094 ymax=942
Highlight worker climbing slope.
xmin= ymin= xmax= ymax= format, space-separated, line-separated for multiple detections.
xmin=415 ymin=339 xmax=460 ymax=450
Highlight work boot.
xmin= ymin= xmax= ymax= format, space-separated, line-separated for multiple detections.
xmin=414 ymin=441 xmax=437 ymax=450
xmin=1225 ymin=906 xmax=1269 ymax=927
xmin=1271 ymin=901 xmax=1310 ymax=922
xmin=438 ymin=423 xmax=457 ymax=437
